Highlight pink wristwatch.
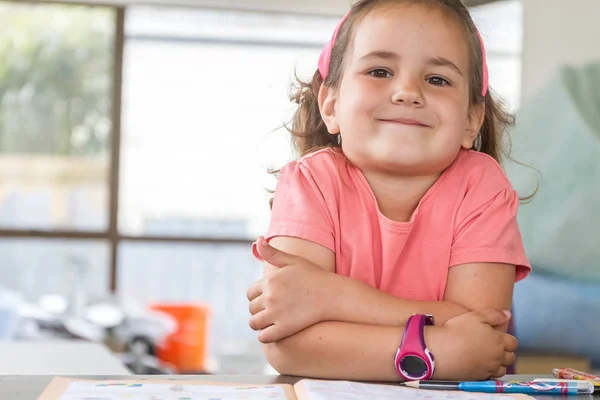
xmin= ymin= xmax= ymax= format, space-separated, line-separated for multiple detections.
xmin=394 ymin=314 xmax=435 ymax=381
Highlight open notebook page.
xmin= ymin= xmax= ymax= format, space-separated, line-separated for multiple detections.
xmin=39 ymin=378 xmax=297 ymax=400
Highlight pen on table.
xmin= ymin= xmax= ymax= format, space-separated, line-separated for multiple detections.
xmin=535 ymin=379 xmax=600 ymax=394
xmin=553 ymin=368 xmax=600 ymax=385
xmin=400 ymin=380 xmax=595 ymax=395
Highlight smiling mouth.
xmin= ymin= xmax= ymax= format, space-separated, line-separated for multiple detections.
xmin=379 ymin=118 xmax=430 ymax=128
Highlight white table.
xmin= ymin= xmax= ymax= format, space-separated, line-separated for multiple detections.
xmin=0 ymin=341 xmax=131 ymax=375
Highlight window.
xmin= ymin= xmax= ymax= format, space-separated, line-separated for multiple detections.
xmin=0 ymin=239 xmax=109 ymax=299
xmin=0 ymin=2 xmax=116 ymax=231
xmin=471 ymin=0 xmax=523 ymax=110
xmin=120 ymin=7 xmax=337 ymax=239
xmin=117 ymin=5 xmax=338 ymax=372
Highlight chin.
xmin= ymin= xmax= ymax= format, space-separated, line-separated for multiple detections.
xmin=374 ymin=153 xmax=455 ymax=176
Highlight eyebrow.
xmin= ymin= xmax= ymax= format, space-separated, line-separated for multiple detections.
xmin=428 ymin=56 xmax=463 ymax=77
xmin=357 ymin=51 xmax=464 ymax=77
xmin=358 ymin=50 xmax=399 ymax=62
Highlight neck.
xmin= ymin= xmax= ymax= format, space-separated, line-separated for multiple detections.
xmin=361 ymin=169 xmax=441 ymax=223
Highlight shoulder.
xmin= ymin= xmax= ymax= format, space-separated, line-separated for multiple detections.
xmin=284 ymin=147 xmax=346 ymax=172
xmin=447 ymin=149 xmax=516 ymax=196
xmin=438 ymin=150 xmax=520 ymax=222
xmin=279 ymin=148 xmax=350 ymax=188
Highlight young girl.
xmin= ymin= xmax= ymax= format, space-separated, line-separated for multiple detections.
xmin=247 ymin=0 xmax=531 ymax=382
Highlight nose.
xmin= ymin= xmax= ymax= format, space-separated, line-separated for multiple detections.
xmin=391 ymin=79 xmax=424 ymax=107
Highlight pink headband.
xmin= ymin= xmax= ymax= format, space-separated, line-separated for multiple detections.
xmin=318 ymin=11 xmax=489 ymax=97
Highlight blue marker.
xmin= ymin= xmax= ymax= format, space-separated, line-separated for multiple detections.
xmin=402 ymin=380 xmax=595 ymax=395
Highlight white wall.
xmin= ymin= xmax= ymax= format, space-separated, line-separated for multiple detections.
xmin=522 ymin=0 xmax=600 ymax=101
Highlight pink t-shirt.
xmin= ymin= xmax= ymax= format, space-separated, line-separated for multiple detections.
xmin=264 ymin=148 xmax=531 ymax=301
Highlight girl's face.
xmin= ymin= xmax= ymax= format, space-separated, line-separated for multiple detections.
xmin=320 ymin=3 xmax=483 ymax=176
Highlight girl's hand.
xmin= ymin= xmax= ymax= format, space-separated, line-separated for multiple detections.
xmin=246 ymin=237 xmax=334 ymax=343
xmin=431 ymin=309 xmax=518 ymax=380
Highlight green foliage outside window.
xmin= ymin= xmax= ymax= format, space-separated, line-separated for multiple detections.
xmin=0 ymin=3 xmax=115 ymax=155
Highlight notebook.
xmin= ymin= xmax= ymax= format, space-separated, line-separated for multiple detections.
xmin=38 ymin=377 xmax=535 ymax=400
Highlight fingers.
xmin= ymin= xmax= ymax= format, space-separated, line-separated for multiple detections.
xmin=248 ymin=297 xmax=264 ymax=316
xmin=503 ymin=351 xmax=516 ymax=367
xmin=491 ymin=366 xmax=507 ymax=378
xmin=249 ymin=310 xmax=273 ymax=332
xmin=477 ymin=309 xmax=511 ymax=327
xmin=257 ymin=325 xmax=284 ymax=344
xmin=254 ymin=236 xmax=296 ymax=268
xmin=246 ymin=279 xmax=263 ymax=301
xmin=503 ymin=333 xmax=518 ymax=352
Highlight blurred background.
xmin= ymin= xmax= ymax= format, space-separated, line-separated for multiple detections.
xmin=0 ymin=0 xmax=598 ymax=376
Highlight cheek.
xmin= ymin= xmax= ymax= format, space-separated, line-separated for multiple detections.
xmin=441 ymin=96 xmax=470 ymax=126
xmin=339 ymin=80 xmax=381 ymax=114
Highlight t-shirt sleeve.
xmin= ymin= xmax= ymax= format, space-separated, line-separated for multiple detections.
xmin=450 ymin=186 xmax=531 ymax=281
xmin=266 ymin=161 xmax=335 ymax=252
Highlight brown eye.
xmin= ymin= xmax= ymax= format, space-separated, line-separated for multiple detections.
xmin=427 ymin=76 xmax=450 ymax=86
xmin=369 ymin=69 xmax=392 ymax=78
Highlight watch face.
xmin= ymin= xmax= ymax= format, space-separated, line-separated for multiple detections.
xmin=400 ymin=355 xmax=428 ymax=378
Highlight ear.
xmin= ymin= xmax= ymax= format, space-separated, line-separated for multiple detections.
xmin=462 ymin=103 xmax=485 ymax=149
xmin=318 ymin=84 xmax=340 ymax=134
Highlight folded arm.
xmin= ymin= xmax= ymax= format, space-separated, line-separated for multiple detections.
xmin=263 ymin=312 xmax=515 ymax=381
xmin=263 ymin=237 xmax=514 ymax=327
xmin=263 ymin=321 xmax=405 ymax=381
xmin=333 ymin=261 xmax=516 ymax=329
xmin=255 ymin=237 xmax=517 ymax=380
xmin=327 ymin=272 xmax=469 ymax=326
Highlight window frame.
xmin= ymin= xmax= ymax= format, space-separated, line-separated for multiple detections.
xmin=0 ymin=1 xmax=254 ymax=292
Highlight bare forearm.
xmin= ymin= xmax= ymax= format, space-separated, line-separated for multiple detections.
xmin=327 ymin=274 xmax=469 ymax=326
xmin=263 ymin=321 xmax=403 ymax=381
xmin=263 ymin=321 xmax=454 ymax=382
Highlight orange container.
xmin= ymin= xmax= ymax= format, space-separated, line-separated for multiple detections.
xmin=150 ymin=303 xmax=211 ymax=373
